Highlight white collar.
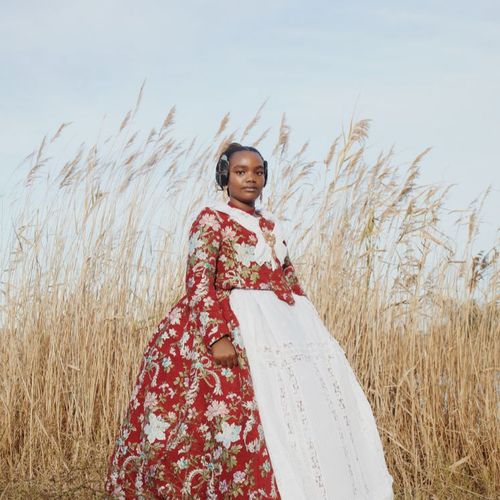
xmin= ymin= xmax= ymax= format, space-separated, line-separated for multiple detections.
xmin=209 ymin=201 xmax=288 ymax=269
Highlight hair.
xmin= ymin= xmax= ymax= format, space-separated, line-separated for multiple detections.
xmin=220 ymin=142 xmax=265 ymax=164
xmin=216 ymin=142 xmax=266 ymax=195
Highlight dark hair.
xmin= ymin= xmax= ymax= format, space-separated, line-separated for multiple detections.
xmin=220 ymin=142 xmax=264 ymax=164
xmin=215 ymin=142 xmax=267 ymax=192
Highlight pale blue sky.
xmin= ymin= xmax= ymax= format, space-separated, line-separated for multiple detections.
xmin=1 ymin=0 xmax=499 ymax=251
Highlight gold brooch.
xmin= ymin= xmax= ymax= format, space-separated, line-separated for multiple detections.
xmin=261 ymin=224 xmax=278 ymax=263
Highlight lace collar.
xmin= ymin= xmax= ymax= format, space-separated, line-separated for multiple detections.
xmin=209 ymin=201 xmax=288 ymax=269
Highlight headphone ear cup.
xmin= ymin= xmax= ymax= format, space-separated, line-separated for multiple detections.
xmin=215 ymin=160 xmax=222 ymax=188
xmin=216 ymin=156 xmax=230 ymax=188
xmin=221 ymin=158 xmax=229 ymax=187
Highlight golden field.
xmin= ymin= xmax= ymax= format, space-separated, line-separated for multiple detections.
xmin=1 ymin=97 xmax=498 ymax=499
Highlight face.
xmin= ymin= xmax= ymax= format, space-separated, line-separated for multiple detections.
xmin=227 ymin=150 xmax=266 ymax=204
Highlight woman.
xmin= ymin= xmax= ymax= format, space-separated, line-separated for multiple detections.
xmin=105 ymin=143 xmax=394 ymax=499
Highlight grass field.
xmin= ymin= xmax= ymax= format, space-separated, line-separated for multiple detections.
xmin=1 ymin=99 xmax=498 ymax=498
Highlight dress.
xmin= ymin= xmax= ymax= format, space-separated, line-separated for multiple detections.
xmin=104 ymin=200 xmax=394 ymax=499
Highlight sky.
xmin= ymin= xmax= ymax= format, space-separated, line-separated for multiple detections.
xmin=1 ymin=0 xmax=499 ymax=253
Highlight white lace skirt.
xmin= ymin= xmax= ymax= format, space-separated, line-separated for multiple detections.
xmin=229 ymin=289 xmax=394 ymax=500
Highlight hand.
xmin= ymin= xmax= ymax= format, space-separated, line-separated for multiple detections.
xmin=210 ymin=336 xmax=238 ymax=368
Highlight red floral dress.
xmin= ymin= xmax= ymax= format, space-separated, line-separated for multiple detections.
xmin=105 ymin=200 xmax=306 ymax=499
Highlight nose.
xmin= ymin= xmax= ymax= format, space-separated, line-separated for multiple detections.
xmin=246 ymin=172 xmax=258 ymax=183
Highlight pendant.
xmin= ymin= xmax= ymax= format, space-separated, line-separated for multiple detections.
xmin=261 ymin=224 xmax=279 ymax=264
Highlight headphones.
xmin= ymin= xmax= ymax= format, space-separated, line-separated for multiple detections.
xmin=215 ymin=149 xmax=268 ymax=190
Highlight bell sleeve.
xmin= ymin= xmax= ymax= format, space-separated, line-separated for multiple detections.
xmin=282 ymin=241 xmax=307 ymax=297
xmin=185 ymin=207 xmax=231 ymax=350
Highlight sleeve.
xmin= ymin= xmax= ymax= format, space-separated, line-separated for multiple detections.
xmin=281 ymin=241 xmax=307 ymax=297
xmin=185 ymin=207 xmax=232 ymax=350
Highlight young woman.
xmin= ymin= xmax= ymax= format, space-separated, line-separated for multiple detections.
xmin=105 ymin=143 xmax=394 ymax=499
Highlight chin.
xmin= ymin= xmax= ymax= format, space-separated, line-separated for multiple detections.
xmin=240 ymin=192 xmax=260 ymax=202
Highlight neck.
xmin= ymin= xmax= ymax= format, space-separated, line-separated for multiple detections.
xmin=227 ymin=198 xmax=257 ymax=215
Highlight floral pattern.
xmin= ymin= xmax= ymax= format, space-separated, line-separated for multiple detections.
xmin=104 ymin=204 xmax=306 ymax=499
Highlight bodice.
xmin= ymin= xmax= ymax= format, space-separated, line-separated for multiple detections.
xmin=185 ymin=201 xmax=305 ymax=348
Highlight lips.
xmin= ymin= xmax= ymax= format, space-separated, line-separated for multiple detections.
xmin=243 ymin=187 xmax=257 ymax=191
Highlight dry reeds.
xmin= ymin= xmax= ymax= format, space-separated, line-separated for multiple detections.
xmin=0 ymin=94 xmax=498 ymax=499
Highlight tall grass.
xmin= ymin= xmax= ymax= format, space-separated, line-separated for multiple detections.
xmin=1 ymin=94 xmax=498 ymax=499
